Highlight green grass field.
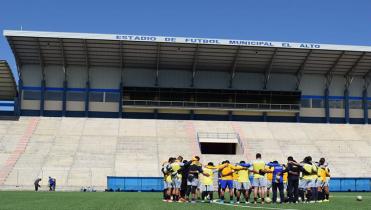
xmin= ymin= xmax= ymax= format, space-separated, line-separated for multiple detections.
xmin=0 ymin=191 xmax=369 ymax=210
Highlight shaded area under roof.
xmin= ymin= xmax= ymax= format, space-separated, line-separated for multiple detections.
xmin=0 ymin=60 xmax=17 ymax=100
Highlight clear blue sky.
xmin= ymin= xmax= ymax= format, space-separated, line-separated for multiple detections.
xmin=1 ymin=0 xmax=371 ymax=78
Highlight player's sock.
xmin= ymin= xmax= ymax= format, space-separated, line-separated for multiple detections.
xmin=209 ymin=192 xmax=213 ymax=200
xmin=236 ymin=196 xmax=240 ymax=202
xmin=230 ymin=196 xmax=233 ymax=203
xmin=221 ymin=195 xmax=224 ymax=201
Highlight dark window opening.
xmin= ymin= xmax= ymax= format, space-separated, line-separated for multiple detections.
xmin=200 ymin=142 xmax=236 ymax=155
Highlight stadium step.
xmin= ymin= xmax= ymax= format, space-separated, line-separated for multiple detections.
xmin=0 ymin=117 xmax=40 ymax=185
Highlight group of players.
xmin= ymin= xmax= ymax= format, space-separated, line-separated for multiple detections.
xmin=161 ymin=153 xmax=330 ymax=204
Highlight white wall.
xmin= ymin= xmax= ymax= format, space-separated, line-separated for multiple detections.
xmin=45 ymin=65 xmax=64 ymax=87
xmin=21 ymin=64 xmax=42 ymax=86
xmin=299 ymin=74 xmax=325 ymax=95
xmin=67 ymin=66 xmax=87 ymax=88
xmin=90 ymin=67 xmax=121 ymax=89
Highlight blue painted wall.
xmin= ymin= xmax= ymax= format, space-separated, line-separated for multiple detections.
xmin=107 ymin=176 xmax=371 ymax=192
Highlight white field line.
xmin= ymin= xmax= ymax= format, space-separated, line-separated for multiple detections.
xmin=213 ymin=202 xmax=299 ymax=210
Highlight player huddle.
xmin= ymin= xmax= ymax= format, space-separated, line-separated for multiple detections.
xmin=161 ymin=153 xmax=330 ymax=204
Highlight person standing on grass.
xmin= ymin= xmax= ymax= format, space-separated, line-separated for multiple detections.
xmin=284 ymin=156 xmax=301 ymax=203
xmin=34 ymin=178 xmax=42 ymax=192
xmin=186 ymin=156 xmax=209 ymax=203
xmin=251 ymin=153 xmax=268 ymax=204
xmin=270 ymin=161 xmax=285 ymax=204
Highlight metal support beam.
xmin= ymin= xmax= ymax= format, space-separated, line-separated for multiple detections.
xmin=83 ymin=40 xmax=90 ymax=117
xmin=325 ymin=51 xmax=345 ymax=88
xmin=60 ymin=39 xmax=67 ymax=116
xmin=9 ymin=37 xmax=23 ymax=114
xmin=191 ymin=45 xmax=200 ymax=87
xmin=155 ymin=43 xmax=161 ymax=86
xmin=229 ymin=46 xmax=241 ymax=88
xmin=324 ymin=88 xmax=330 ymax=123
xmin=119 ymin=41 xmax=124 ymax=118
xmin=344 ymin=52 xmax=366 ymax=89
xmin=263 ymin=48 xmax=278 ymax=90
xmin=295 ymin=50 xmax=313 ymax=90
xmin=37 ymin=38 xmax=46 ymax=116
xmin=362 ymin=88 xmax=368 ymax=124
xmin=344 ymin=88 xmax=350 ymax=124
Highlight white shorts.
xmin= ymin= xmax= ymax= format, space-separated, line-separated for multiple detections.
xmin=253 ymin=177 xmax=267 ymax=187
xmin=299 ymin=179 xmax=306 ymax=189
xmin=302 ymin=179 xmax=316 ymax=188
xmin=236 ymin=182 xmax=251 ymax=190
xmin=187 ymin=178 xmax=199 ymax=187
xmin=316 ymin=179 xmax=323 ymax=188
xmin=323 ymin=177 xmax=330 ymax=187
xmin=201 ymin=184 xmax=214 ymax=192
xmin=164 ymin=181 xmax=172 ymax=189
xmin=171 ymin=178 xmax=181 ymax=189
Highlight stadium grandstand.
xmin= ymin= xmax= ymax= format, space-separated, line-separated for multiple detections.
xmin=0 ymin=30 xmax=370 ymax=194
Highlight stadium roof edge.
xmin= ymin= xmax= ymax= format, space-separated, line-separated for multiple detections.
xmin=4 ymin=29 xmax=371 ymax=52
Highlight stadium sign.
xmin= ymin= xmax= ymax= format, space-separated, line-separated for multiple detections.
xmin=4 ymin=30 xmax=371 ymax=52
xmin=115 ymin=34 xmax=322 ymax=49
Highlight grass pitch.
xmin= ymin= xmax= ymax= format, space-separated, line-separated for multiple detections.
xmin=0 ymin=191 xmax=369 ymax=210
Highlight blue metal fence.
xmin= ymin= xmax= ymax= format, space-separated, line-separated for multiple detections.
xmin=107 ymin=176 xmax=370 ymax=192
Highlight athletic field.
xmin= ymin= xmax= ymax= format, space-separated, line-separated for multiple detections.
xmin=0 ymin=191 xmax=369 ymax=210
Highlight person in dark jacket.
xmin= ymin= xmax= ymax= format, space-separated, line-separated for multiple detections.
xmin=284 ymin=156 xmax=301 ymax=203
xmin=34 ymin=178 xmax=42 ymax=191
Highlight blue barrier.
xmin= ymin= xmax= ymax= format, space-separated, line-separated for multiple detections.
xmin=107 ymin=176 xmax=163 ymax=192
xmin=107 ymin=176 xmax=370 ymax=192
xmin=329 ymin=178 xmax=371 ymax=192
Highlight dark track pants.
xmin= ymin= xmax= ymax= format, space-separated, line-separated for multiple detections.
xmin=272 ymin=182 xmax=284 ymax=203
xmin=287 ymin=179 xmax=299 ymax=203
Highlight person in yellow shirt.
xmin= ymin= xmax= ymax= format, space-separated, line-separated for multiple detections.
xmin=283 ymin=171 xmax=288 ymax=194
xmin=318 ymin=158 xmax=330 ymax=202
xmin=218 ymin=160 xmax=246 ymax=204
xmin=265 ymin=165 xmax=274 ymax=197
xmin=251 ymin=153 xmax=270 ymax=204
xmin=170 ymin=156 xmax=184 ymax=202
xmin=161 ymin=157 xmax=175 ymax=202
xmin=300 ymin=156 xmax=318 ymax=203
xmin=200 ymin=162 xmax=216 ymax=202
xmin=235 ymin=161 xmax=252 ymax=204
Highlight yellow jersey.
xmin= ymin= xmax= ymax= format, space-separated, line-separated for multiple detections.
xmin=237 ymin=168 xmax=249 ymax=183
xmin=265 ymin=166 xmax=274 ymax=181
xmin=201 ymin=167 xmax=214 ymax=185
xmin=171 ymin=161 xmax=182 ymax=179
xmin=252 ymin=159 xmax=266 ymax=178
xmin=220 ymin=164 xmax=240 ymax=180
xmin=302 ymin=163 xmax=317 ymax=180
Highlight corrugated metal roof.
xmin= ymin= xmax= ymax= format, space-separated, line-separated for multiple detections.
xmin=4 ymin=30 xmax=371 ymax=77
xmin=0 ymin=60 xmax=17 ymax=100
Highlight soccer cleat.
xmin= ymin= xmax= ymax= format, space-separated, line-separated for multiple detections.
xmin=323 ymin=199 xmax=329 ymax=202
xmin=236 ymin=201 xmax=240 ymax=204
xmin=219 ymin=200 xmax=224 ymax=204
xmin=230 ymin=201 xmax=234 ymax=204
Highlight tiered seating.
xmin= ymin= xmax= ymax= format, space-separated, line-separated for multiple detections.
xmin=0 ymin=117 xmax=370 ymax=190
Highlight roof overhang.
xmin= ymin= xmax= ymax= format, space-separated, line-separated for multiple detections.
xmin=4 ymin=30 xmax=371 ymax=77
xmin=0 ymin=60 xmax=17 ymax=100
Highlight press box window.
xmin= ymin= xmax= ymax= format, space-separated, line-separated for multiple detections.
xmin=67 ymin=92 xmax=85 ymax=101
xmin=349 ymin=100 xmax=362 ymax=109
xmin=105 ymin=92 xmax=120 ymax=102
xmin=23 ymin=90 xmax=41 ymax=100
xmin=301 ymin=99 xmax=311 ymax=108
xmin=45 ymin=91 xmax=63 ymax=101
xmin=329 ymin=100 xmax=343 ymax=109
xmin=312 ymin=99 xmax=324 ymax=108
xmin=89 ymin=92 xmax=104 ymax=102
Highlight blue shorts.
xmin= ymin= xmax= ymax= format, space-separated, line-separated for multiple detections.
xmin=220 ymin=180 xmax=234 ymax=190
